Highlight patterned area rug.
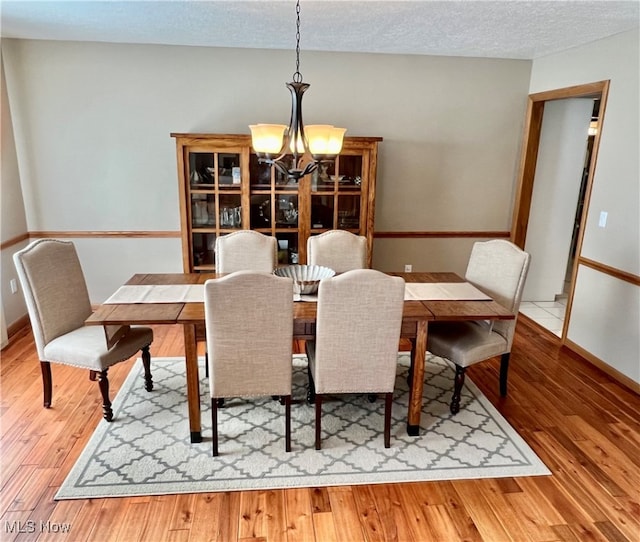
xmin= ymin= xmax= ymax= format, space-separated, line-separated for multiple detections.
xmin=56 ymin=354 xmax=549 ymax=499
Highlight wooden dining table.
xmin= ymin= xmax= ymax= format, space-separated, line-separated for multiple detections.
xmin=86 ymin=272 xmax=514 ymax=443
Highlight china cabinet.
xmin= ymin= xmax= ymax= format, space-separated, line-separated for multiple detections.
xmin=172 ymin=133 xmax=382 ymax=272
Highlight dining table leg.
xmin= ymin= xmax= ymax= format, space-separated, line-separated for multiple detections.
xmin=407 ymin=320 xmax=428 ymax=436
xmin=183 ymin=323 xmax=202 ymax=443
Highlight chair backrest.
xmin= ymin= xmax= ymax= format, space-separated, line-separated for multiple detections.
xmin=215 ymin=230 xmax=277 ymax=273
xmin=204 ymin=271 xmax=294 ymax=398
xmin=13 ymin=239 xmax=92 ymax=359
xmin=465 ymin=240 xmax=531 ymax=348
xmin=312 ymin=269 xmax=405 ymax=394
xmin=307 ymin=230 xmax=368 ymax=273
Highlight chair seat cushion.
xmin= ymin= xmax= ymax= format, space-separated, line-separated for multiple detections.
xmin=427 ymin=321 xmax=508 ymax=368
xmin=43 ymin=325 xmax=153 ymax=371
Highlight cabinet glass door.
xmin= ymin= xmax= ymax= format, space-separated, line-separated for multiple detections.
xmin=336 ymin=154 xmax=363 ymax=190
xmin=249 ymin=151 xmax=300 ymax=265
xmin=189 ymin=152 xmax=215 ymax=188
xmin=192 ymin=232 xmax=216 ymax=269
xmin=337 ymin=195 xmax=361 ymax=230
xmin=187 ymin=149 xmax=243 ymax=271
xmin=311 ymin=195 xmax=334 ymax=230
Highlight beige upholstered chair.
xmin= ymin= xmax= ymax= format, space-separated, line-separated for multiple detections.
xmin=306 ymin=269 xmax=405 ymax=449
xmin=214 ymin=230 xmax=277 ymax=273
xmin=13 ymin=239 xmax=154 ymax=422
xmin=204 ymin=271 xmax=294 ymax=456
xmin=307 ymin=230 xmax=368 ymax=273
xmin=208 ymin=230 xmax=278 ymax=382
xmin=427 ymin=239 xmax=531 ymax=414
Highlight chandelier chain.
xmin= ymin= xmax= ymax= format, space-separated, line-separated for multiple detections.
xmin=293 ymin=0 xmax=302 ymax=83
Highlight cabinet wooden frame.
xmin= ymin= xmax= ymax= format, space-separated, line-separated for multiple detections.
xmin=172 ymin=133 xmax=382 ymax=272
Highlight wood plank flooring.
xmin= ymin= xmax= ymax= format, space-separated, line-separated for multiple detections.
xmin=1 ymin=319 xmax=638 ymax=541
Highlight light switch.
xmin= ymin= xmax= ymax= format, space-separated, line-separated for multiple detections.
xmin=598 ymin=211 xmax=608 ymax=228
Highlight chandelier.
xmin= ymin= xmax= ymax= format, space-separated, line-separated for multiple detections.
xmin=249 ymin=0 xmax=346 ymax=181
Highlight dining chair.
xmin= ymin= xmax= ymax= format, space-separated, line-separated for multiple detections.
xmin=214 ymin=230 xmax=277 ymax=273
xmin=204 ymin=271 xmax=294 ymax=456
xmin=306 ymin=230 xmax=368 ymax=273
xmin=207 ymin=230 xmax=278 ymax=381
xmin=427 ymin=239 xmax=531 ymax=414
xmin=306 ymin=269 xmax=405 ymax=449
xmin=13 ymin=239 xmax=154 ymax=422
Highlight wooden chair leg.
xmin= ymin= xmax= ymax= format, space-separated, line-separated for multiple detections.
xmin=284 ymin=395 xmax=292 ymax=452
xmin=450 ymin=365 xmax=466 ymax=415
xmin=500 ymin=353 xmax=510 ymax=396
xmin=384 ymin=392 xmax=393 ymax=448
xmin=211 ymin=398 xmax=219 ymax=457
xmin=141 ymin=346 xmax=153 ymax=391
xmin=40 ymin=361 xmax=52 ymax=408
xmin=307 ymin=364 xmax=316 ymax=404
xmin=97 ymin=369 xmax=113 ymax=422
xmin=315 ymin=394 xmax=323 ymax=450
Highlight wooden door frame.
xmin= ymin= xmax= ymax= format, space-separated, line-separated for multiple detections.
xmin=511 ymin=80 xmax=609 ymax=247
xmin=510 ymin=80 xmax=610 ymax=340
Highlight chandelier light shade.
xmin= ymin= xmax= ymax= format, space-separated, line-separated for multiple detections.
xmin=249 ymin=0 xmax=346 ymax=180
xmin=249 ymin=124 xmax=288 ymax=155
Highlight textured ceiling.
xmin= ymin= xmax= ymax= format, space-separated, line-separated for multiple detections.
xmin=1 ymin=1 xmax=639 ymax=60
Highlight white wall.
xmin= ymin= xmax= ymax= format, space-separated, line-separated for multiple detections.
xmin=530 ymin=28 xmax=640 ymax=383
xmin=1 ymin=55 xmax=29 ymax=328
xmin=0 ymin=39 xmax=531 ymax=312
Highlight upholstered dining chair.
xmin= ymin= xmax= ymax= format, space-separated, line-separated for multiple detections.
xmin=214 ymin=230 xmax=277 ymax=273
xmin=306 ymin=230 xmax=368 ymax=273
xmin=427 ymin=239 xmax=531 ymax=415
xmin=208 ymin=230 xmax=278 ymax=382
xmin=13 ymin=239 xmax=154 ymax=422
xmin=306 ymin=269 xmax=405 ymax=449
xmin=204 ymin=271 xmax=294 ymax=456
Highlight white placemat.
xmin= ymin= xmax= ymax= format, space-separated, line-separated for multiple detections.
xmin=103 ymin=284 xmax=205 ymax=304
xmin=404 ymin=282 xmax=491 ymax=301
xmin=103 ymin=282 xmax=490 ymax=304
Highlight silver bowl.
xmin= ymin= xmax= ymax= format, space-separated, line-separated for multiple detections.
xmin=274 ymin=264 xmax=335 ymax=294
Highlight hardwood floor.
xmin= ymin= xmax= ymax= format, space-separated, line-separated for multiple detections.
xmin=1 ymin=319 xmax=638 ymax=541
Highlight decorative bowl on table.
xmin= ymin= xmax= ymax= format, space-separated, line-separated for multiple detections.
xmin=274 ymin=265 xmax=335 ymax=294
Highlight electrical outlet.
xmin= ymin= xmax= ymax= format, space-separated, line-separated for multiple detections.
xmin=404 ymin=264 xmax=413 ymax=273
xmin=10 ymin=279 xmax=18 ymax=294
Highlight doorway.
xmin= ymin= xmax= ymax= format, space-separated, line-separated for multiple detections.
xmin=511 ymin=81 xmax=610 ymax=341
xmin=565 ymin=99 xmax=600 ymax=294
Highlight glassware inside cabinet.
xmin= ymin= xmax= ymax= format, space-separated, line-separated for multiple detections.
xmin=219 ymin=194 xmax=242 ymax=229
xmin=191 ymin=193 xmax=216 ymax=227
xmin=189 ymin=152 xmax=215 ymax=188
xmin=337 ymin=195 xmax=360 ymax=230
